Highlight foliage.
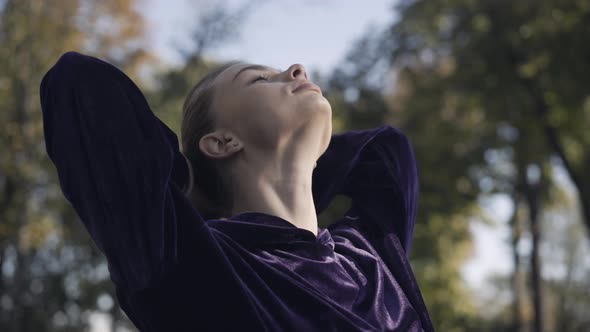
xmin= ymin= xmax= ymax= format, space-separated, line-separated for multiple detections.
xmin=379 ymin=0 xmax=590 ymax=330
xmin=0 ymin=0 xmax=151 ymax=330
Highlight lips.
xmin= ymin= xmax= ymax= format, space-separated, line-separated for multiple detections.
xmin=292 ymin=81 xmax=322 ymax=94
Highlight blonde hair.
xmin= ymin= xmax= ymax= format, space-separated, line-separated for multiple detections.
xmin=180 ymin=61 xmax=242 ymax=220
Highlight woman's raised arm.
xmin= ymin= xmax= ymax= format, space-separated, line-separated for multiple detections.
xmin=312 ymin=125 xmax=419 ymax=256
xmin=40 ymin=51 xmax=208 ymax=290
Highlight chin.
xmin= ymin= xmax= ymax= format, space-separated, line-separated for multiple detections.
xmin=299 ymin=94 xmax=331 ymax=114
xmin=319 ymin=98 xmax=332 ymax=114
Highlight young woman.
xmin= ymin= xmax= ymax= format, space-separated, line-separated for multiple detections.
xmin=40 ymin=51 xmax=434 ymax=331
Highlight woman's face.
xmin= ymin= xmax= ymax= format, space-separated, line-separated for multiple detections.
xmin=208 ymin=62 xmax=332 ymax=156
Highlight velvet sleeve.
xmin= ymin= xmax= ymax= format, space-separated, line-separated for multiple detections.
xmin=39 ymin=51 xmax=205 ymax=290
xmin=312 ymin=125 xmax=419 ymax=255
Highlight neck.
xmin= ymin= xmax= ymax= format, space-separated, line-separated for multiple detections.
xmin=228 ymin=148 xmax=319 ymax=236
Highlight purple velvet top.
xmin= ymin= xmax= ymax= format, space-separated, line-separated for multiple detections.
xmin=40 ymin=52 xmax=434 ymax=332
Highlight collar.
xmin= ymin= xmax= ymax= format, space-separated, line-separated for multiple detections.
xmin=205 ymin=212 xmax=334 ymax=250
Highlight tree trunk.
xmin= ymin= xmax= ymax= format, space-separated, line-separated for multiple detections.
xmin=523 ymin=163 xmax=543 ymax=332
xmin=520 ymin=77 xmax=590 ymax=240
xmin=509 ymin=192 xmax=522 ymax=332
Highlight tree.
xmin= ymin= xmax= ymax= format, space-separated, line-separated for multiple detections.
xmin=0 ymin=0 xmax=151 ymax=330
xmin=381 ymin=0 xmax=590 ymax=330
xmin=323 ymin=0 xmax=590 ymax=330
xmin=389 ymin=0 xmax=590 ymax=239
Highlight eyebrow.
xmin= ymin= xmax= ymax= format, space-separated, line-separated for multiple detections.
xmin=232 ymin=64 xmax=281 ymax=82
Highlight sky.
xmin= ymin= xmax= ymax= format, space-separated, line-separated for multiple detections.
xmin=142 ymin=0 xmax=397 ymax=75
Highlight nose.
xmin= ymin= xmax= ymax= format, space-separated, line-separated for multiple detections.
xmin=285 ymin=63 xmax=308 ymax=80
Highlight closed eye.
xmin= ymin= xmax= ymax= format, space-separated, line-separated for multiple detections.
xmin=252 ymin=74 xmax=271 ymax=83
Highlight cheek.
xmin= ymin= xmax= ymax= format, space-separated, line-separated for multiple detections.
xmin=231 ymin=100 xmax=285 ymax=148
xmin=242 ymin=90 xmax=292 ymax=124
xmin=254 ymin=104 xmax=290 ymax=134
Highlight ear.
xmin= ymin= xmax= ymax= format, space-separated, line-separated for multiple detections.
xmin=199 ymin=130 xmax=243 ymax=159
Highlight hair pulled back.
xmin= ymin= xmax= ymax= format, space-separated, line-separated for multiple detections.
xmin=180 ymin=61 xmax=242 ymax=220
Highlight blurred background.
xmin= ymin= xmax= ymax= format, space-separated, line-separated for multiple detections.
xmin=1 ymin=0 xmax=589 ymax=331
